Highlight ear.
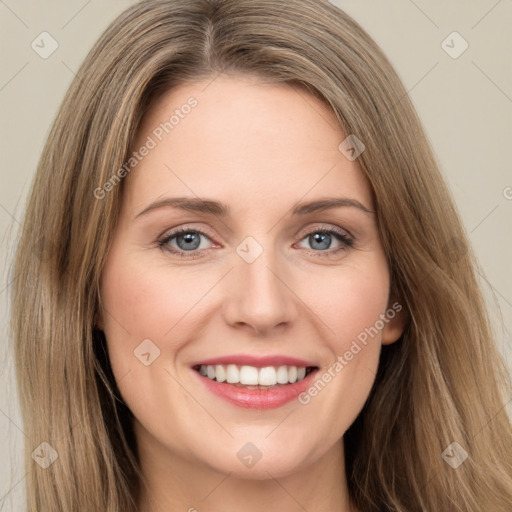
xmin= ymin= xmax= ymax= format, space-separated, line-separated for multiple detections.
xmin=381 ymin=298 xmax=407 ymax=345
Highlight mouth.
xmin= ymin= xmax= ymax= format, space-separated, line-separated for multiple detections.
xmin=192 ymin=363 xmax=317 ymax=389
xmin=191 ymin=359 xmax=320 ymax=409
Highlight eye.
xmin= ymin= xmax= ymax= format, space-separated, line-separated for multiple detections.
xmin=157 ymin=225 xmax=354 ymax=259
xmin=158 ymin=228 xmax=214 ymax=258
xmin=295 ymin=227 xmax=354 ymax=256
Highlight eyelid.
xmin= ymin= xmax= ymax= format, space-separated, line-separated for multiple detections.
xmin=158 ymin=225 xmax=218 ymax=249
xmin=157 ymin=227 xmax=214 ymax=260
xmin=157 ymin=223 xmax=354 ymax=258
xmin=295 ymin=222 xmax=352 ymax=240
xmin=293 ymin=225 xmax=354 ymax=256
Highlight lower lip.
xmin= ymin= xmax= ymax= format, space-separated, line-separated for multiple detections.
xmin=193 ymin=368 xmax=318 ymax=410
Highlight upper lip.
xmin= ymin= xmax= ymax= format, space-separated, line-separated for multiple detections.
xmin=192 ymin=354 xmax=318 ymax=368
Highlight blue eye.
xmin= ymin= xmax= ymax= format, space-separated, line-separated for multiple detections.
xmin=158 ymin=226 xmax=353 ymax=258
xmin=158 ymin=228 xmax=212 ymax=258
xmin=297 ymin=228 xmax=354 ymax=256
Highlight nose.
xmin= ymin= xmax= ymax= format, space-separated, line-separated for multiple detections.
xmin=222 ymin=245 xmax=298 ymax=336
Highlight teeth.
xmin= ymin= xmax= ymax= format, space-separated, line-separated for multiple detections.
xmin=215 ymin=364 xmax=226 ymax=383
xmin=258 ymin=366 xmax=277 ymax=386
xmin=198 ymin=364 xmax=310 ymax=385
xmin=276 ymin=365 xmax=289 ymax=384
xmin=226 ymin=364 xmax=239 ymax=383
xmin=239 ymin=365 xmax=259 ymax=385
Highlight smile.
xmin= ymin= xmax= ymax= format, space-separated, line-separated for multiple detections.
xmin=191 ymin=355 xmax=320 ymax=409
xmin=195 ymin=364 xmax=313 ymax=386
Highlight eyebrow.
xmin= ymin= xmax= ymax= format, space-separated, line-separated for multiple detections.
xmin=135 ymin=196 xmax=374 ymax=219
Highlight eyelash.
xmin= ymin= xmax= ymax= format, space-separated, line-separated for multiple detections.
xmin=157 ymin=225 xmax=354 ymax=260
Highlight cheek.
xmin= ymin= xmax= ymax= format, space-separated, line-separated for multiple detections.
xmin=333 ymin=272 xmax=388 ymax=348
xmin=293 ymin=260 xmax=389 ymax=434
xmin=98 ymin=251 xmax=219 ymax=440
xmin=330 ymin=263 xmax=390 ymax=379
xmin=99 ymin=248 xmax=213 ymax=380
xmin=303 ymin=259 xmax=390 ymax=350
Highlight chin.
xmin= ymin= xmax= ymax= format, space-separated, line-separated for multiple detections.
xmin=195 ymin=437 xmax=319 ymax=480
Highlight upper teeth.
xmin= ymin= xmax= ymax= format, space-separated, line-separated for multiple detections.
xmin=199 ymin=364 xmax=307 ymax=385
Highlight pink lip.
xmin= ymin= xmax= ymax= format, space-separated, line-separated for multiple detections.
xmin=191 ymin=354 xmax=316 ymax=368
xmin=191 ymin=355 xmax=319 ymax=410
xmin=195 ymin=373 xmax=317 ymax=409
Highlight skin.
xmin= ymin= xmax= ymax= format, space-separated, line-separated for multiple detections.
xmin=98 ymin=74 xmax=405 ymax=512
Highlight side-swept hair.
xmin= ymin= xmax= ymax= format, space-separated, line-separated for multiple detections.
xmin=11 ymin=1 xmax=512 ymax=510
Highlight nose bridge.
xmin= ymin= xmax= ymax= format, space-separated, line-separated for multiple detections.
xmin=224 ymin=235 xmax=296 ymax=332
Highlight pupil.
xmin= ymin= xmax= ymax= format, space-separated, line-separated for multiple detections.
xmin=178 ymin=232 xmax=200 ymax=250
xmin=311 ymin=232 xmax=330 ymax=250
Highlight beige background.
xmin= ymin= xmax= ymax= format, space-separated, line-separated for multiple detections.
xmin=1 ymin=1 xmax=511 ymax=509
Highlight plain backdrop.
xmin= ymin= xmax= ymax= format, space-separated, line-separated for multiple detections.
xmin=1 ymin=1 xmax=511 ymax=510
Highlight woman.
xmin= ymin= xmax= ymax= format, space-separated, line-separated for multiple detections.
xmin=10 ymin=0 xmax=512 ymax=510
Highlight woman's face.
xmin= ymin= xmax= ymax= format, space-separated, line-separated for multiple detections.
xmin=99 ymin=74 xmax=404 ymax=479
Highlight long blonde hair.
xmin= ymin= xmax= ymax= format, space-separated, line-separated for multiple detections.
xmin=10 ymin=0 xmax=512 ymax=510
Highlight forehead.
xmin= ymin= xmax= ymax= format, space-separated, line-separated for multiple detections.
xmin=122 ymin=74 xmax=373 ymax=217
